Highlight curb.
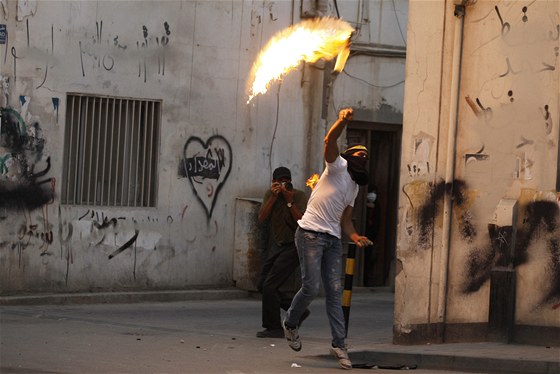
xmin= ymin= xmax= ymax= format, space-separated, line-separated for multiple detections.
xmin=0 ymin=288 xmax=250 ymax=306
xmin=349 ymin=350 xmax=560 ymax=374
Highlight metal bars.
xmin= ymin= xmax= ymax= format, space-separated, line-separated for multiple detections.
xmin=61 ymin=94 xmax=160 ymax=207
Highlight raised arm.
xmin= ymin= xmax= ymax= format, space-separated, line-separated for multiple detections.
xmin=324 ymin=108 xmax=353 ymax=163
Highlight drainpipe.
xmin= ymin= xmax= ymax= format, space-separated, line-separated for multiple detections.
xmin=436 ymin=0 xmax=473 ymax=343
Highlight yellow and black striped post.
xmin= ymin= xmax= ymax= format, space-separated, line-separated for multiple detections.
xmin=342 ymin=243 xmax=356 ymax=337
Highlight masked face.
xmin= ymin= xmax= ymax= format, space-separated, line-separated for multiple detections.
xmin=343 ymin=151 xmax=369 ymax=186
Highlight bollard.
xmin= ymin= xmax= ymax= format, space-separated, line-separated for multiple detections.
xmin=342 ymin=243 xmax=357 ymax=337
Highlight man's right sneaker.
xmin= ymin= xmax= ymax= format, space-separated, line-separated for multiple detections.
xmin=330 ymin=346 xmax=352 ymax=370
xmin=282 ymin=318 xmax=302 ymax=352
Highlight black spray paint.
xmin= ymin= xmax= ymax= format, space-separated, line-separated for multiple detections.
xmin=416 ymin=179 xmax=476 ymax=248
xmin=514 ymin=201 xmax=560 ymax=305
xmin=462 ymin=200 xmax=560 ymax=306
xmin=0 ymin=107 xmax=54 ymax=210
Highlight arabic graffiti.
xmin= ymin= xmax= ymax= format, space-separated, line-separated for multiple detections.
xmin=79 ymin=20 xmax=172 ymax=82
xmin=178 ymin=135 xmax=232 ymax=220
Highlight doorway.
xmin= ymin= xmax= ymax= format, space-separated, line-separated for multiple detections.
xmin=347 ymin=122 xmax=402 ymax=288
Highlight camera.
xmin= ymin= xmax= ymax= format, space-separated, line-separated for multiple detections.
xmin=282 ymin=182 xmax=293 ymax=191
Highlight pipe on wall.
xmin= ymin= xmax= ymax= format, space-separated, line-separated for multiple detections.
xmin=435 ymin=0 xmax=470 ymax=342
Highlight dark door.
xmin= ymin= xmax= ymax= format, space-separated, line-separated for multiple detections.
xmin=347 ymin=122 xmax=402 ymax=287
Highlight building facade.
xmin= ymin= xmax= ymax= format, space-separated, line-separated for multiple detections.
xmin=2 ymin=0 xmax=556 ymax=346
xmin=395 ymin=0 xmax=559 ymax=345
xmin=0 ymin=1 xmax=406 ymax=294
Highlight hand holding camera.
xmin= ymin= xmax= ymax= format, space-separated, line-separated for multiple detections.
xmin=272 ymin=180 xmax=293 ymax=193
xmin=281 ymin=181 xmax=293 ymax=191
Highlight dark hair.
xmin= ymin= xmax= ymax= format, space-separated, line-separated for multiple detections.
xmin=273 ymin=166 xmax=291 ymax=180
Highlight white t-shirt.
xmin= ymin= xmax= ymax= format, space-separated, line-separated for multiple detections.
xmin=298 ymin=156 xmax=359 ymax=239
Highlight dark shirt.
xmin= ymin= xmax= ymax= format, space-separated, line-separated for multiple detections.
xmin=261 ymin=188 xmax=307 ymax=245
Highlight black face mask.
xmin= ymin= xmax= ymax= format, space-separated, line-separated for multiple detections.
xmin=342 ymin=154 xmax=369 ymax=186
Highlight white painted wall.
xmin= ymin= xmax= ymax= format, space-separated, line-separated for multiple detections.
xmin=0 ymin=0 xmax=407 ymax=293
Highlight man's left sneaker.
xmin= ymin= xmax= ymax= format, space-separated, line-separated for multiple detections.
xmin=330 ymin=346 xmax=352 ymax=370
xmin=282 ymin=318 xmax=302 ymax=352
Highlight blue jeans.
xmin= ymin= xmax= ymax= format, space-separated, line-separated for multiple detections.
xmin=285 ymin=227 xmax=346 ymax=348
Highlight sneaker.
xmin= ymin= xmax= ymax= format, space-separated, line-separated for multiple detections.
xmin=330 ymin=346 xmax=352 ymax=370
xmin=282 ymin=318 xmax=302 ymax=352
xmin=298 ymin=309 xmax=311 ymax=327
xmin=256 ymin=328 xmax=284 ymax=338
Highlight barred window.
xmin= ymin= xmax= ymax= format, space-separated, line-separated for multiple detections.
xmin=61 ymin=94 xmax=160 ymax=207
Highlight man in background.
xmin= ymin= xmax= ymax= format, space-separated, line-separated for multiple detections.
xmin=256 ymin=166 xmax=309 ymax=338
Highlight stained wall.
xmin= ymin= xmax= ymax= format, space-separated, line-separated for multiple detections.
xmin=396 ymin=0 xmax=559 ymax=344
xmin=0 ymin=0 xmax=407 ymax=293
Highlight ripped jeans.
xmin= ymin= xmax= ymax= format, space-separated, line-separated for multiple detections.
xmin=285 ymin=227 xmax=346 ymax=348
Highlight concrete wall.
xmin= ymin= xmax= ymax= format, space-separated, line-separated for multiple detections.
xmin=0 ymin=0 xmax=407 ymax=293
xmin=396 ymin=0 xmax=559 ymax=345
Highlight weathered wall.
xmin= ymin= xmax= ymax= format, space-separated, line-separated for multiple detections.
xmin=396 ymin=0 xmax=559 ymax=344
xmin=0 ymin=0 xmax=407 ymax=293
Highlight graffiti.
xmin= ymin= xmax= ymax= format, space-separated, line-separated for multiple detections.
xmin=79 ymin=20 xmax=171 ymax=82
xmin=494 ymin=6 xmax=510 ymax=38
xmin=513 ymin=152 xmax=533 ymax=180
xmin=407 ymin=132 xmax=433 ymax=177
xmin=463 ymin=242 xmax=495 ymax=294
xmin=108 ymin=229 xmax=139 ymax=260
xmin=0 ymin=107 xmax=54 ymax=210
xmin=78 ymin=21 xmax=114 ymax=76
xmin=499 ymin=57 xmax=520 ymax=77
xmin=137 ymin=22 xmax=171 ymax=81
xmin=58 ymin=206 xmax=73 ymax=284
xmin=14 ymin=210 xmax=54 ymax=255
xmin=179 ymin=135 xmax=232 ymax=220
xmin=463 ymin=199 xmax=560 ymax=306
xmin=76 ymin=209 xmax=126 ymax=247
xmin=406 ymin=179 xmax=559 ymax=306
xmin=0 ymin=24 xmax=5 ymax=45
xmin=404 ymin=179 xmax=476 ymax=249
xmin=403 ymin=182 xmax=472 ymax=247
xmin=516 ymin=136 xmax=533 ymax=149
xmin=476 ymin=97 xmax=493 ymax=121
xmin=542 ymin=104 xmax=552 ymax=135
xmin=522 ymin=6 xmax=528 ymax=23
xmin=464 ymin=145 xmax=490 ymax=166
xmin=514 ymin=201 xmax=560 ymax=303
xmin=36 ymin=25 xmax=54 ymax=90
xmin=52 ymin=97 xmax=59 ymax=123
xmin=0 ymin=103 xmax=56 ymax=258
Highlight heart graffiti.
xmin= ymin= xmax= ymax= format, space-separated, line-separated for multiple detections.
xmin=180 ymin=135 xmax=232 ymax=220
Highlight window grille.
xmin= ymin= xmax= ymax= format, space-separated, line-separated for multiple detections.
xmin=61 ymin=94 xmax=160 ymax=207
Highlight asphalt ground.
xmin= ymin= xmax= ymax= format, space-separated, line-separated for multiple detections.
xmin=1 ymin=289 xmax=558 ymax=373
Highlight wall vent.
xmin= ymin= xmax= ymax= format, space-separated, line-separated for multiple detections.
xmin=61 ymin=94 xmax=161 ymax=207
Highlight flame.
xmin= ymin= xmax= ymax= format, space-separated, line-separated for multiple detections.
xmin=247 ymin=17 xmax=354 ymax=103
xmin=306 ymin=173 xmax=320 ymax=190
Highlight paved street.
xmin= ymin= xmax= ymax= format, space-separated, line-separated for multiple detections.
xmin=1 ymin=291 xmax=558 ymax=373
xmin=1 ymin=291 xmax=395 ymax=373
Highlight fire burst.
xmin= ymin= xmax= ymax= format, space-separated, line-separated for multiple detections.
xmin=306 ymin=173 xmax=320 ymax=190
xmin=246 ymin=17 xmax=354 ymax=103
